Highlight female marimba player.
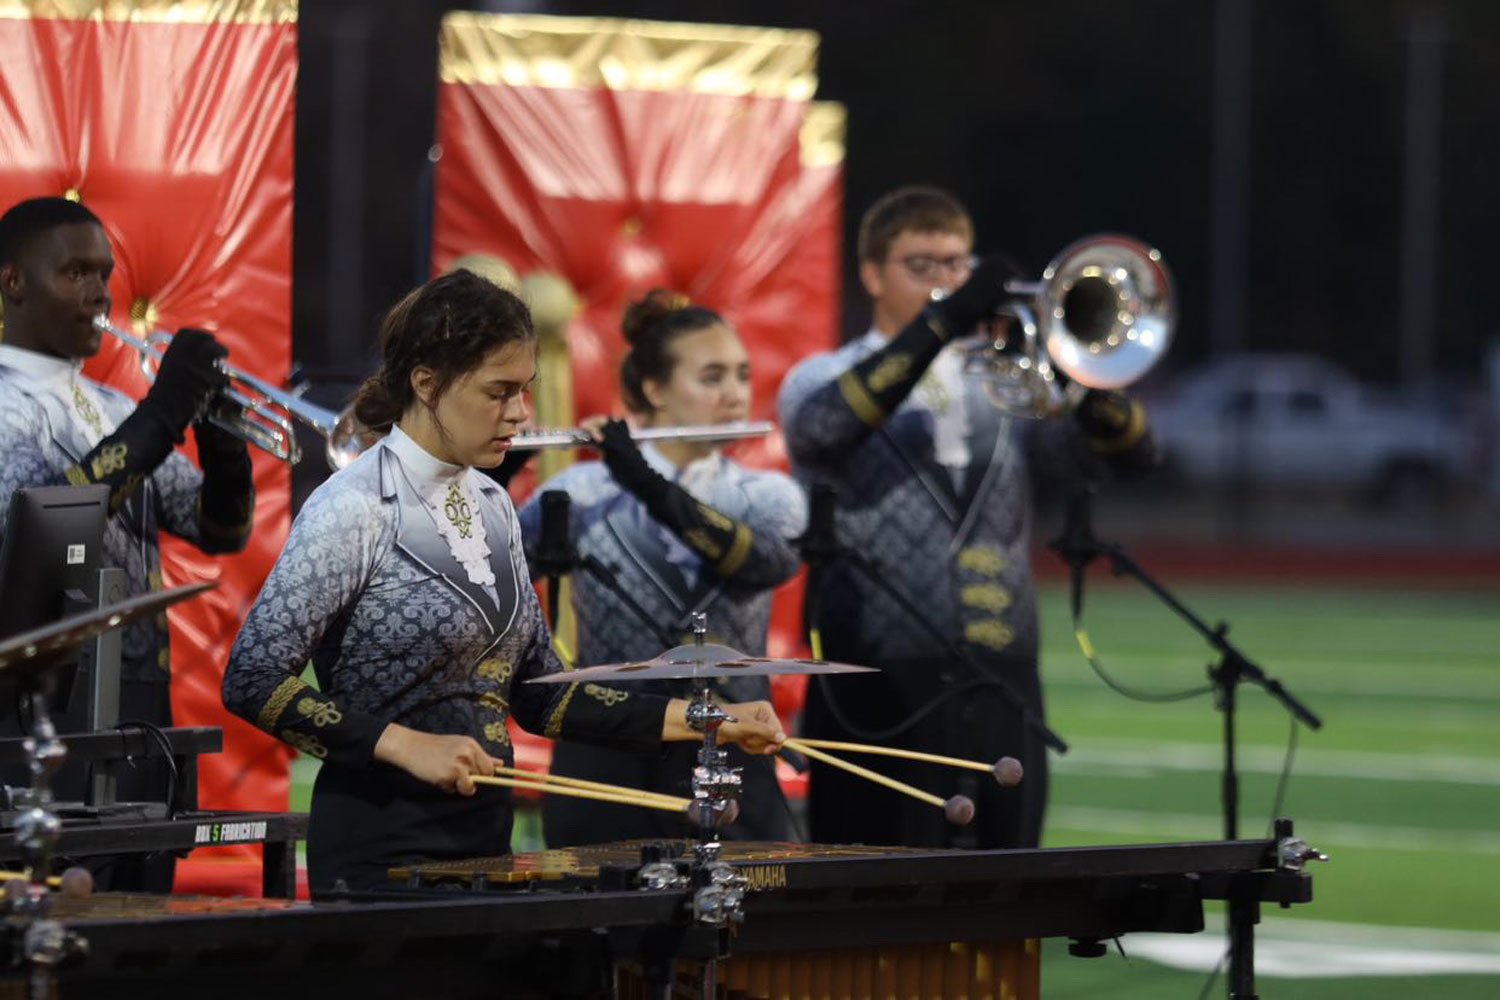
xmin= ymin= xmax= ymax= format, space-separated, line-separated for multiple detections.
xmin=518 ymin=290 xmax=807 ymax=847
xmin=221 ymin=270 xmax=784 ymax=893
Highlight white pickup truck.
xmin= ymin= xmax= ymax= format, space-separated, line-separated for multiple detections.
xmin=1142 ymin=353 xmax=1473 ymax=503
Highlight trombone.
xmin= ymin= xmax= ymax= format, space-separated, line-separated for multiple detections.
xmin=93 ymin=317 xmax=346 ymax=467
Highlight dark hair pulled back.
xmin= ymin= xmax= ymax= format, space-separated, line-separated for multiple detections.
xmin=351 ymin=268 xmax=534 ymax=433
xmin=618 ymin=289 xmax=723 ymax=415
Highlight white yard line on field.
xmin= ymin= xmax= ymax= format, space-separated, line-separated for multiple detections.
xmin=1047 ymin=805 xmax=1500 ymax=855
xmin=1122 ymin=915 xmax=1500 ymax=979
xmin=1056 ymin=738 xmax=1500 ymax=786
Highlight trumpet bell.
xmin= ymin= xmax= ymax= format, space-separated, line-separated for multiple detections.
xmin=1036 ymin=234 xmax=1174 ymax=390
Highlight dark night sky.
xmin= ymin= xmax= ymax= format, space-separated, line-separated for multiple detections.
xmin=295 ymin=1 xmax=1500 ymax=388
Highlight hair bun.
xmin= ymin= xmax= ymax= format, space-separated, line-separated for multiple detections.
xmin=621 ymin=288 xmax=690 ymax=345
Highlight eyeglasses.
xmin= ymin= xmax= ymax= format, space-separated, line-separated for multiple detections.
xmin=894 ymin=253 xmax=979 ymax=282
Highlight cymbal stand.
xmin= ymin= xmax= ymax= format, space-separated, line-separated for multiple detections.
xmin=630 ymin=614 xmax=747 ymax=998
xmin=4 ymin=670 xmax=86 ymax=997
xmin=683 ymin=613 xmax=748 ymax=997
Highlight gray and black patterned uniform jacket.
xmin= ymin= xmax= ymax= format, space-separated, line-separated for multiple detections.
xmin=517 ymin=448 xmax=808 ymax=703
xmin=222 ymin=438 xmax=666 ymax=770
xmin=0 ymin=362 xmax=218 ymax=682
xmin=778 ymin=331 xmax=1090 ymax=671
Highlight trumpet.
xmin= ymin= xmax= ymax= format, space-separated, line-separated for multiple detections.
xmin=960 ymin=234 xmax=1174 ymax=418
xmin=93 ymin=317 xmax=347 ymax=467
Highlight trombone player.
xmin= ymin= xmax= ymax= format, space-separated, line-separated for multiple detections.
xmin=0 ymin=197 xmax=255 ymax=888
xmin=777 ymin=185 xmax=1157 ymax=851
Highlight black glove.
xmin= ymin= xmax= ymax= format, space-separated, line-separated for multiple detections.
xmin=923 ymin=254 xmax=1025 ymax=341
xmin=597 ymin=419 xmax=670 ymax=506
xmin=597 ymin=419 xmax=753 ymax=576
xmin=139 ymin=328 xmax=229 ymax=442
xmin=834 ymin=255 xmax=1024 ymax=428
xmin=193 ymin=418 xmax=255 ymax=553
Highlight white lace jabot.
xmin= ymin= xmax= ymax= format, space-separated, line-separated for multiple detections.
xmin=386 ymin=425 xmax=496 ymax=589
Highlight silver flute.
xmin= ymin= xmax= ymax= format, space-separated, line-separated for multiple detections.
xmin=509 ymin=420 xmax=774 ymax=451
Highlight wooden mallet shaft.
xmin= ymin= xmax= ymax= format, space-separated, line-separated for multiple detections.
xmin=471 ymin=774 xmax=689 ymax=813
xmin=789 ymin=737 xmax=1021 ymax=784
xmin=783 ymin=738 xmax=945 ymax=809
xmin=490 ymin=764 xmax=685 ymax=809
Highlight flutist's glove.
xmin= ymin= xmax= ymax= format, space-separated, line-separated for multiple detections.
xmin=193 ymin=418 xmax=255 ymax=553
xmin=141 ymin=329 xmax=229 ymax=442
xmin=597 ymin=419 xmax=753 ymax=576
xmin=922 ymin=255 xmax=1025 ymax=342
xmin=597 ymin=418 xmax=671 ymax=506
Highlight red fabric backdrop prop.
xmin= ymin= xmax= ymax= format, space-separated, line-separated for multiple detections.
xmin=0 ymin=3 xmax=298 ymax=869
xmin=433 ymin=13 xmax=843 ymax=676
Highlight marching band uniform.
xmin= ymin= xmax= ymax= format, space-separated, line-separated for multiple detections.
xmin=518 ymin=440 xmax=807 ymax=845
xmin=223 ymin=427 xmax=668 ymax=891
xmin=0 ymin=342 xmax=252 ymax=888
xmin=778 ymin=323 xmax=1151 ymax=849
xmin=0 ymin=344 xmax=255 ymax=685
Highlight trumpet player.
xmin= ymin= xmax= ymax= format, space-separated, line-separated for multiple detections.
xmin=777 ymin=185 xmax=1155 ymax=851
xmin=517 ymin=290 xmax=806 ymax=847
xmin=0 ymin=196 xmax=254 ymax=889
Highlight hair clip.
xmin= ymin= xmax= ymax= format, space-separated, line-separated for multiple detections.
xmin=662 ymin=291 xmax=691 ymax=311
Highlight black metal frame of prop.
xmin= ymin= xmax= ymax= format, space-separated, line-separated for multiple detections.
xmin=1051 ymin=483 xmax=1327 ymax=1000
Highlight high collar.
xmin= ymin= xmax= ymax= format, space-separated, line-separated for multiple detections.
xmin=0 ymin=343 xmax=82 ymax=386
xmin=385 ymin=424 xmax=467 ymax=492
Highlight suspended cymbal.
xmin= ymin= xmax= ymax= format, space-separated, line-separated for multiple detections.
xmin=525 ymin=650 xmax=877 ymax=684
xmin=0 ymin=582 xmax=216 ymax=676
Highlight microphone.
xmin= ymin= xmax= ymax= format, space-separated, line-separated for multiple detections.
xmin=535 ymin=490 xmax=574 ymax=578
xmin=797 ymin=483 xmax=840 ymax=567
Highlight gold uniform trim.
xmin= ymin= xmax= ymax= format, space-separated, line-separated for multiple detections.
xmin=440 ymin=11 xmax=819 ymax=100
xmin=543 ymin=682 xmax=579 ymax=739
xmin=280 ymin=729 xmax=327 ymax=759
xmin=965 ymin=619 xmax=1016 ymax=652
xmin=961 ymin=584 xmax=1012 ymax=614
xmin=0 ymin=1 xmax=297 ymax=23
xmin=713 ymin=523 xmax=754 ymax=577
xmin=799 ymin=100 xmax=846 ymax=168
xmin=583 ymin=683 xmax=629 ymax=707
xmin=836 ymin=370 xmax=886 ymax=427
xmin=866 ymin=353 xmax=912 ymax=393
xmin=256 ymin=675 xmax=309 ymax=732
xmin=294 ymin=695 xmax=342 ymax=728
xmin=957 ymin=545 xmax=1006 ymax=576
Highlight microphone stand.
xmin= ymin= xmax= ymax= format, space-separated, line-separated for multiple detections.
xmin=1050 ymin=482 xmax=1324 ymax=1000
xmin=1049 ymin=482 xmax=1322 ymax=840
xmin=799 ymin=487 xmax=1067 ymax=755
xmin=531 ymin=548 xmax=678 ymax=656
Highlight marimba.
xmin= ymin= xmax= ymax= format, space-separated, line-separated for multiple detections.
xmin=7 ymin=832 xmax=1316 ymax=999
